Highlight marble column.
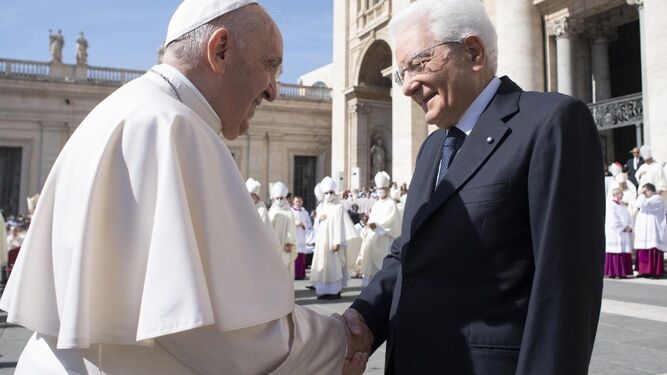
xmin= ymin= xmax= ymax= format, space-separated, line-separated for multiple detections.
xmin=495 ymin=0 xmax=544 ymax=91
xmin=589 ymin=25 xmax=617 ymax=102
xmin=637 ymin=0 xmax=667 ymax=160
xmin=331 ymin=0 xmax=350 ymax=185
xmin=548 ymin=16 xmax=583 ymax=96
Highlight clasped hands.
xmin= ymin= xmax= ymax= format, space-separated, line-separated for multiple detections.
xmin=333 ymin=309 xmax=374 ymax=375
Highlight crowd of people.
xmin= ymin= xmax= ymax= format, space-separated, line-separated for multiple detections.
xmin=0 ymin=212 xmax=31 ymax=284
xmin=604 ymin=145 xmax=667 ymax=279
xmin=246 ymin=172 xmax=406 ymax=299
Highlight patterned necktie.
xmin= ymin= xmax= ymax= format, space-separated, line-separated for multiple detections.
xmin=436 ymin=126 xmax=466 ymax=186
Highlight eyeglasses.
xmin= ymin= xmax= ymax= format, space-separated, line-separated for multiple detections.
xmin=393 ymin=40 xmax=461 ymax=86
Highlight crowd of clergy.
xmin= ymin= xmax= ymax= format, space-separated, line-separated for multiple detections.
xmin=245 ymin=171 xmax=405 ymax=299
xmin=604 ymin=145 xmax=667 ymax=279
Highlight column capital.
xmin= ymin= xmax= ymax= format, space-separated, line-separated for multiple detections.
xmin=349 ymin=102 xmax=370 ymax=114
xmin=626 ymin=0 xmax=644 ymax=9
xmin=587 ymin=24 xmax=618 ymax=44
xmin=547 ymin=16 xmax=584 ymax=39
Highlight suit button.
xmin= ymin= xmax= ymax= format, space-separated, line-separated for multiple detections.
xmin=403 ymin=277 xmax=415 ymax=288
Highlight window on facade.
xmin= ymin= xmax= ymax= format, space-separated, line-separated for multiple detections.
xmin=293 ymin=155 xmax=318 ymax=212
xmin=0 ymin=147 xmax=22 ymax=217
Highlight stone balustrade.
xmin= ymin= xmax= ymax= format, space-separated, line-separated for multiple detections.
xmin=587 ymin=93 xmax=643 ymax=129
xmin=0 ymin=58 xmax=332 ymax=102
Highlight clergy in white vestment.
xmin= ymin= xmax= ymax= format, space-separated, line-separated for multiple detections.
xmin=605 ymin=162 xmax=622 ymax=195
xmin=0 ymin=2 xmax=373 ymax=374
xmin=604 ymin=188 xmax=634 ymax=278
xmin=291 ymin=195 xmax=312 ymax=280
xmin=358 ymin=172 xmax=402 ymax=287
xmin=310 ymin=177 xmax=360 ymax=300
xmin=634 ymin=183 xmax=666 ymax=278
xmin=246 ymin=177 xmax=276 ymax=240
xmin=269 ymin=181 xmax=298 ymax=276
xmin=635 ymin=145 xmax=667 ymax=197
xmin=607 ymin=173 xmax=637 ymax=215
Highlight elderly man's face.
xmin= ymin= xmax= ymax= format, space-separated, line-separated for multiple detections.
xmin=395 ymin=27 xmax=482 ymax=129
xmin=220 ymin=8 xmax=283 ymax=140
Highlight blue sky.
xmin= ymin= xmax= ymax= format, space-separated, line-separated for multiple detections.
xmin=0 ymin=1 xmax=333 ymax=83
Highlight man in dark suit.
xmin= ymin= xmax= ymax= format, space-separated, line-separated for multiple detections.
xmin=625 ymin=147 xmax=644 ymax=188
xmin=338 ymin=1 xmax=605 ymax=374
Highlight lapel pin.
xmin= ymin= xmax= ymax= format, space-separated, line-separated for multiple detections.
xmin=486 ymin=137 xmax=494 ymax=144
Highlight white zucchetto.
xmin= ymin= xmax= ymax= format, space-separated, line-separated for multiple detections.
xmin=165 ymin=0 xmax=258 ymax=47
xmin=320 ymin=176 xmax=337 ymax=193
xmin=374 ymin=171 xmax=391 ymax=189
xmin=640 ymin=145 xmax=652 ymax=160
xmin=245 ymin=177 xmax=261 ymax=195
xmin=270 ymin=181 xmax=288 ymax=199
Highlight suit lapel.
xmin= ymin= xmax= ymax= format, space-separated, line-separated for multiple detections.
xmin=410 ymin=77 xmax=522 ymax=237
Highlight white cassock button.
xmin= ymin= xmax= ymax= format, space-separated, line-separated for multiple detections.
xmin=486 ymin=137 xmax=494 ymax=144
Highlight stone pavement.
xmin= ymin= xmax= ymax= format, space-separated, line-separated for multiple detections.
xmin=1 ymin=277 xmax=666 ymax=374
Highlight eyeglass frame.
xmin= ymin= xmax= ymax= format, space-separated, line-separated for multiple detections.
xmin=393 ymin=39 xmax=463 ymax=86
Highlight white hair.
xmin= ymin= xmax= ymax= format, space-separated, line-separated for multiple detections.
xmin=165 ymin=4 xmax=264 ymax=66
xmin=389 ymin=0 xmax=498 ymax=74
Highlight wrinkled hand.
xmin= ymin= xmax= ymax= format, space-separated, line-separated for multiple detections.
xmin=332 ymin=309 xmax=374 ymax=374
xmin=284 ymin=244 xmax=294 ymax=252
xmin=319 ymin=214 xmax=328 ymax=223
xmin=368 ymin=223 xmax=377 ymax=230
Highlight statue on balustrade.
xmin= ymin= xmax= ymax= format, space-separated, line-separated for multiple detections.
xmin=370 ymin=136 xmax=388 ymax=178
xmin=49 ymin=29 xmax=64 ymax=63
xmin=76 ymin=32 xmax=88 ymax=65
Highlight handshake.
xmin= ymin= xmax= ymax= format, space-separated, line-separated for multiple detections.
xmin=333 ymin=309 xmax=375 ymax=375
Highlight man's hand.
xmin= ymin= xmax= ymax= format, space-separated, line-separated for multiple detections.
xmin=284 ymin=244 xmax=294 ymax=252
xmin=333 ymin=244 xmax=340 ymax=253
xmin=368 ymin=223 xmax=377 ymax=230
xmin=333 ymin=309 xmax=374 ymax=375
xmin=319 ymin=215 xmax=328 ymax=223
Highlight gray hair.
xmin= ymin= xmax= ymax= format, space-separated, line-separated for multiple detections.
xmin=389 ymin=0 xmax=498 ymax=74
xmin=611 ymin=188 xmax=623 ymax=196
xmin=165 ymin=4 xmax=265 ymax=66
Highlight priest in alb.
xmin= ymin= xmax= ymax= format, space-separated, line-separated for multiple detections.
xmin=310 ymin=177 xmax=360 ymax=300
xmin=269 ymin=181 xmax=298 ymax=276
xmin=246 ymin=177 xmax=276 ymax=239
xmin=358 ymin=172 xmax=402 ymax=287
xmin=635 ymin=145 xmax=667 ymax=196
xmin=0 ymin=1 xmax=371 ymax=373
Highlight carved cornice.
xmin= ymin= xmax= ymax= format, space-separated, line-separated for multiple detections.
xmin=626 ymin=0 xmax=644 ymax=9
xmin=547 ymin=16 xmax=585 ymax=39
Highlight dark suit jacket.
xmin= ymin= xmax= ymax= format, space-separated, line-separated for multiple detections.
xmin=625 ymin=156 xmax=644 ymax=188
xmin=351 ymin=77 xmax=605 ymax=375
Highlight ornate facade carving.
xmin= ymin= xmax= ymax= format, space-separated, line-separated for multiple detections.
xmin=546 ymin=16 xmax=584 ymax=39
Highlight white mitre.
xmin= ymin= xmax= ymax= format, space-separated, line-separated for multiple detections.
xmin=314 ymin=183 xmax=323 ymax=202
xmin=271 ymin=181 xmax=288 ymax=199
xmin=608 ymin=162 xmax=622 ymax=177
xmin=26 ymin=193 xmax=40 ymax=214
xmin=374 ymin=171 xmax=391 ymax=189
xmin=245 ymin=178 xmax=261 ymax=195
xmin=165 ymin=0 xmax=258 ymax=46
xmin=320 ymin=176 xmax=337 ymax=193
xmin=640 ymin=145 xmax=652 ymax=160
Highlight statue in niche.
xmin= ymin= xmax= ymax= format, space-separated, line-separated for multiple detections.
xmin=49 ymin=29 xmax=64 ymax=63
xmin=370 ymin=136 xmax=388 ymax=178
xmin=75 ymin=32 xmax=88 ymax=65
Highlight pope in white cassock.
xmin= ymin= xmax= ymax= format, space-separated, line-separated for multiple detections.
xmin=310 ymin=177 xmax=360 ymax=300
xmin=635 ymin=145 xmax=667 ymax=195
xmin=269 ymin=181 xmax=298 ymax=276
xmin=246 ymin=177 xmax=275 ymax=239
xmin=0 ymin=1 xmax=371 ymax=374
xmin=358 ymin=172 xmax=402 ymax=287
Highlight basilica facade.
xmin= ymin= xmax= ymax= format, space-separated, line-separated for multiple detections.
xmin=328 ymin=0 xmax=666 ymax=188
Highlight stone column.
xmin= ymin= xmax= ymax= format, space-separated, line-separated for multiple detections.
xmin=589 ymin=25 xmax=617 ymax=102
xmin=548 ymin=16 xmax=583 ymax=96
xmin=638 ymin=0 xmax=667 ymax=160
xmin=331 ymin=0 xmax=350 ymax=184
xmin=496 ymin=0 xmax=545 ymax=91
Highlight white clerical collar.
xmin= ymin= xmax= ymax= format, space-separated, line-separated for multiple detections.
xmin=150 ymin=64 xmax=222 ymax=132
xmin=447 ymin=77 xmax=501 ymax=136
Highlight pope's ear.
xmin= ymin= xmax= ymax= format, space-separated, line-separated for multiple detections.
xmin=207 ymin=27 xmax=229 ymax=75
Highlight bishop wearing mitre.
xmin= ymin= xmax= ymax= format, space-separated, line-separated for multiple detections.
xmin=269 ymin=181 xmax=298 ymax=276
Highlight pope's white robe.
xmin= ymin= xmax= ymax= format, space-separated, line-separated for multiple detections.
xmin=634 ymin=194 xmax=666 ymax=250
xmin=636 ymin=162 xmax=667 ymax=194
xmin=0 ymin=64 xmax=346 ymax=374
xmin=359 ymin=198 xmax=402 ymax=279
xmin=605 ymin=200 xmax=633 ymax=253
xmin=269 ymin=203 xmax=298 ymax=274
xmin=310 ymin=200 xmax=359 ymax=294
xmin=291 ymin=206 xmax=312 ymax=254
